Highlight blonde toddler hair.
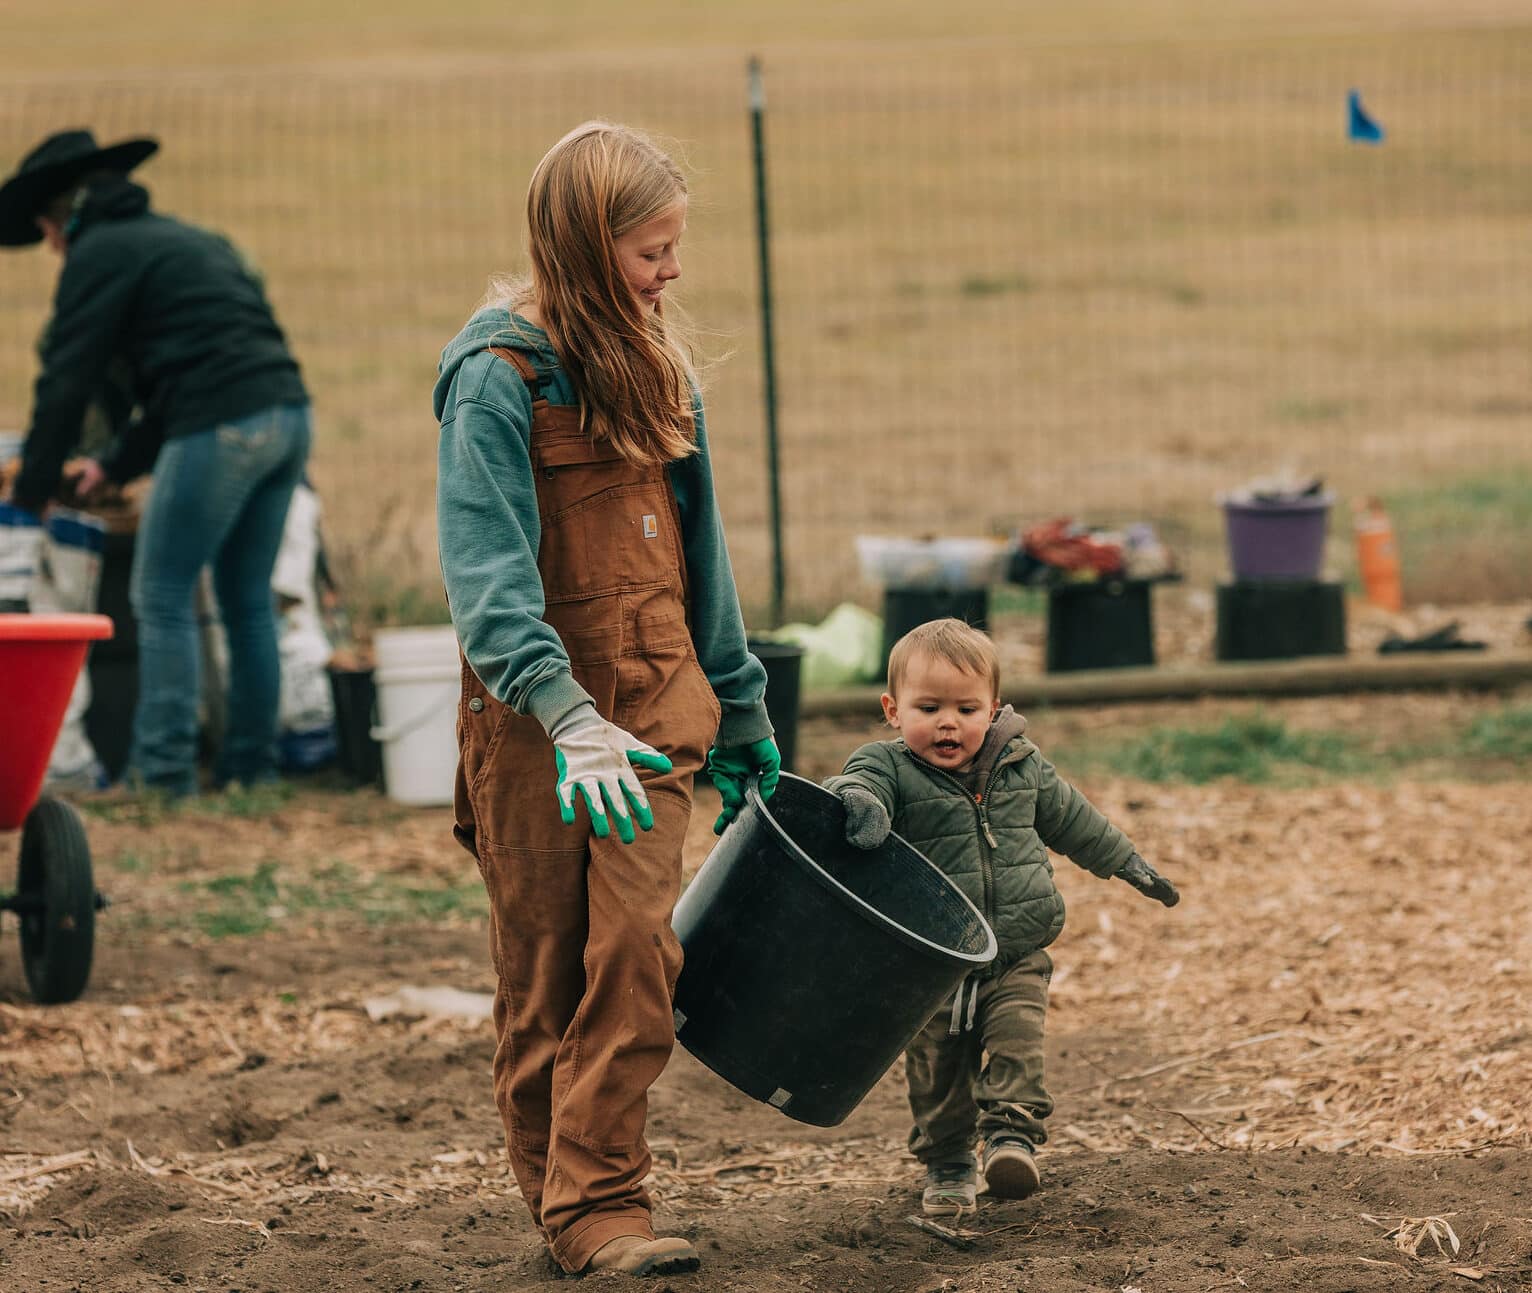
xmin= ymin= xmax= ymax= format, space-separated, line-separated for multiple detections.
xmin=886 ymin=618 xmax=1001 ymax=699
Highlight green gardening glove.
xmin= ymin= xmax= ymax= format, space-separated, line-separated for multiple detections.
xmin=705 ymin=737 xmax=782 ymax=835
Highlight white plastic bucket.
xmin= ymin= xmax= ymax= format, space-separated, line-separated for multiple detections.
xmin=370 ymin=626 xmax=460 ymax=806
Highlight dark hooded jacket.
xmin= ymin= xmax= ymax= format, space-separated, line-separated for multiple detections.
xmin=13 ymin=177 xmax=307 ymax=513
xmin=825 ymin=707 xmax=1137 ymax=971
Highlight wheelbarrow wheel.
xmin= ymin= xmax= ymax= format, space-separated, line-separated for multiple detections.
xmin=17 ymin=795 xmax=96 ymax=1005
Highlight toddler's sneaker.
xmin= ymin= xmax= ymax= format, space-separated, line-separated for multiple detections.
xmin=921 ymin=1158 xmax=978 ymax=1215
xmin=981 ymin=1134 xmax=1040 ymax=1199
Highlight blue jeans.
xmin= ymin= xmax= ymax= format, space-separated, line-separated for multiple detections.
xmin=129 ymin=404 xmax=312 ymax=794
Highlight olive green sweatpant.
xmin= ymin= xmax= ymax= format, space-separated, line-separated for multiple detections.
xmin=905 ymin=948 xmax=1053 ymax=1165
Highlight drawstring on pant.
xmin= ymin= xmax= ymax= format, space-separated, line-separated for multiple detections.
xmin=947 ymin=974 xmax=981 ymax=1035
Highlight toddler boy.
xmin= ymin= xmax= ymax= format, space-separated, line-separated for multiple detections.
xmin=824 ymin=619 xmax=1179 ymax=1214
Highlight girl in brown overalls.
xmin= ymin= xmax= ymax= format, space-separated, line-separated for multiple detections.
xmin=433 ymin=122 xmax=780 ymax=1278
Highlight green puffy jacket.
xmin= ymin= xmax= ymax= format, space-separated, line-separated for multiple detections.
xmin=825 ymin=708 xmax=1137 ymax=970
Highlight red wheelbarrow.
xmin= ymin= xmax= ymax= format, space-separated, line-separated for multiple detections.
xmin=1 ymin=613 xmax=114 ymax=1003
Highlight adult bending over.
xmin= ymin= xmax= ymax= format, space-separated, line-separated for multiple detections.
xmin=0 ymin=129 xmax=311 ymax=796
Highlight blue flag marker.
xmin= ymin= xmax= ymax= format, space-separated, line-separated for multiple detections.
xmin=1347 ymin=89 xmax=1385 ymax=144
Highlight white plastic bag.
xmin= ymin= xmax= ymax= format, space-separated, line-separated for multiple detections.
xmin=272 ymin=484 xmax=335 ymax=734
xmin=279 ymin=600 xmax=337 ymax=732
xmin=30 ymin=508 xmax=108 ymax=787
xmin=770 ymin=602 xmax=885 ymax=690
xmin=0 ymin=502 xmax=43 ymax=611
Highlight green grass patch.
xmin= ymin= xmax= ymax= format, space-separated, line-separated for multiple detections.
xmin=1272 ymin=396 xmax=1348 ymax=423
xmin=1383 ymin=471 xmax=1532 ymax=531
xmin=182 ymin=859 xmax=485 ymax=939
xmin=1081 ymin=715 xmax=1369 ymax=785
xmin=1157 ymin=280 xmax=1205 ymax=307
xmin=959 ymin=273 xmax=1032 ymax=298
xmin=1458 ymin=705 xmax=1532 ymax=762
xmin=200 ymin=783 xmax=296 ymax=817
xmin=80 ymin=794 xmax=179 ymax=828
xmin=1378 ymin=470 xmax=1532 ymax=603
xmin=1052 ymin=699 xmax=1532 ymax=786
xmin=989 ymin=585 xmax=1048 ymax=617
xmin=110 ymin=850 xmax=150 ymax=874
xmin=81 ymin=782 xmax=296 ymax=825
xmin=83 ymin=781 xmax=392 ymax=830
xmin=350 ymin=574 xmax=455 ymax=631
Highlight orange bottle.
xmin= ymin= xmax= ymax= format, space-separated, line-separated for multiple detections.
xmin=1353 ymin=496 xmax=1403 ymax=612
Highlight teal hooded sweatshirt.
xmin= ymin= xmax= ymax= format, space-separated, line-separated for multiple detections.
xmin=434 ymin=306 xmax=770 ymax=747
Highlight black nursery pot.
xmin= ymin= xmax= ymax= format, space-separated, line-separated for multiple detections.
xmin=328 ymin=667 xmax=384 ymax=788
xmin=746 ymin=638 xmax=806 ymax=773
xmin=880 ymin=586 xmax=989 ymax=674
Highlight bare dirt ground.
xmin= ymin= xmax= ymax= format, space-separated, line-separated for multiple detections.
xmin=4 ymin=690 xmax=1531 ymax=1292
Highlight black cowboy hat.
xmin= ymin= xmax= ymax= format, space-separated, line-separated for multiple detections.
xmin=0 ymin=128 xmax=158 ymax=247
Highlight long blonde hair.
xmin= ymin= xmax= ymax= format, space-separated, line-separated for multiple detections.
xmin=496 ymin=121 xmax=698 ymax=466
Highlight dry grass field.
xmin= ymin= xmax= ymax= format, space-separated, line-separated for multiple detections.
xmin=1 ymin=2 xmax=1529 ymax=620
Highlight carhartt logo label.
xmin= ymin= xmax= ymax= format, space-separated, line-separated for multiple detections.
xmin=642 ymin=514 xmax=659 ymax=539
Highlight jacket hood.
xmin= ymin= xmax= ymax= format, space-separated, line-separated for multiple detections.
xmin=989 ymin=703 xmax=1028 ymax=746
xmin=68 ymin=177 xmax=150 ymax=245
xmin=970 ymin=704 xmax=1030 ymax=787
xmin=433 ymin=305 xmax=559 ymax=420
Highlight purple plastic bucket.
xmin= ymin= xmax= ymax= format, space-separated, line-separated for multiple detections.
xmin=1221 ymin=494 xmax=1334 ymax=581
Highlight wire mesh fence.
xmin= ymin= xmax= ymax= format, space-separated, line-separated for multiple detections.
xmin=2 ymin=24 xmax=1529 ymax=624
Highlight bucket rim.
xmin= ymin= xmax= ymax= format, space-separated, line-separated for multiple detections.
xmin=745 ymin=637 xmax=808 ymax=660
xmin=373 ymin=662 xmax=460 ymax=684
xmin=744 ymin=773 xmax=998 ymax=969
xmin=1219 ymin=492 xmax=1335 ymax=513
xmin=0 ymin=612 xmax=114 ymax=643
xmin=373 ymin=625 xmax=459 ymax=641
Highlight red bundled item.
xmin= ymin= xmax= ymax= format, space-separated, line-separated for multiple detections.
xmin=1021 ymin=518 xmax=1124 ymax=577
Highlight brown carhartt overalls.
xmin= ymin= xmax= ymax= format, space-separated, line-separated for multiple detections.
xmin=452 ymin=347 xmax=719 ymax=1272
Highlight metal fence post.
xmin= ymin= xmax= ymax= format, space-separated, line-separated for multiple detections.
xmin=748 ymin=55 xmax=786 ymax=627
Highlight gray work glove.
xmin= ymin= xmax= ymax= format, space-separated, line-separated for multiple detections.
xmin=549 ymin=703 xmax=671 ymax=845
xmin=837 ymin=785 xmax=891 ymax=850
xmin=1118 ymin=853 xmax=1180 ymax=907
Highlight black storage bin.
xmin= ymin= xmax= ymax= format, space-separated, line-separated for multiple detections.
xmin=84 ymin=652 xmax=137 ymax=781
xmin=1046 ymin=579 xmax=1155 ymax=672
xmin=329 ymin=667 xmax=384 ymax=788
xmin=880 ymin=586 xmax=989 ymax=675
xmin=1215 ymin=580 xmax=1346 ymax=661
xmin=673 ymin=773 xmax=996 ymax=1127
xmin=746 ymin=638 xmax=806 ymax=774
xmin=90 ymin=530 xmax=138 ymax=661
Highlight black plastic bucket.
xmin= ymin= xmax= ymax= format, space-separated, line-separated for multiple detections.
xmin=746 ymin=638 xmax=806 ymax=773
xmin=672 ymin=772 xmax=996 ymax=1127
